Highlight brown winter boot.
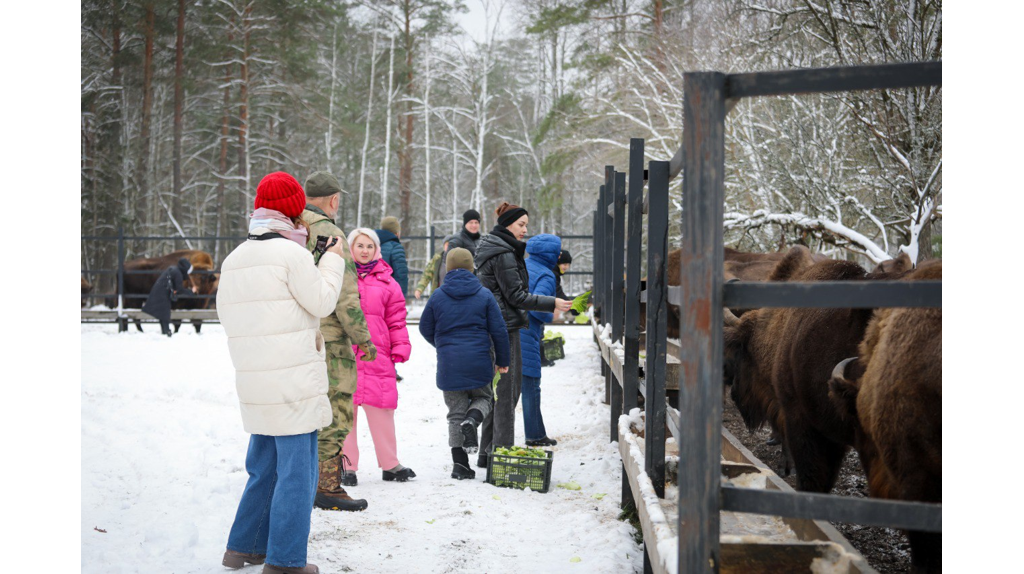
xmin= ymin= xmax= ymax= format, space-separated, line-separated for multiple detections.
xmin=314 ymin=454 xmax=368 ymax=512
xmin=222 ymin=549 xmax=266 ymax=569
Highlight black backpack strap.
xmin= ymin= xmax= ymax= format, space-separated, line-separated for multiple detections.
xmin=249 ymin=232 xmax=285 ymax=241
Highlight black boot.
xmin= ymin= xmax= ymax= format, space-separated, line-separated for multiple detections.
xmin=451 ymin=447 xmax=476 ymax=479
xmin=526 ymin=437 xmax=558 ymax=447
xmin=382 ymin=465 xmax=417 ymax=482
xmin=461 ymin=409 xmax=483 ymax=453
xmin=476 ymin=452 xmax=488 ymax=469
xmin=452 ymin=463 xmax=476 ymax=480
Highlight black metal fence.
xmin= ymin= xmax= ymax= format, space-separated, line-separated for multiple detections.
xmin=592 ymin=61 xmax=941 ymax=573
xmin=81 ymin=227 xmax=594 ymax=310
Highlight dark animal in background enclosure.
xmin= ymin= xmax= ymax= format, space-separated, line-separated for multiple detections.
xmin=829 ymin=260 xmax=942 ymax=572
xmin=722 ymin=252 xmax=914 ymax=492
xmin=640 ymin=245 xmax=821 ymax=337
xmin=119 ymin=249 xmax=219 ymax=333
xmin=81 ymin=277 xmax=93 ymax=308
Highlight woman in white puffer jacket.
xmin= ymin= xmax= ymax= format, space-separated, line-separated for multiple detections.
xmin=217 ymin=172 xmax=346 ymax=574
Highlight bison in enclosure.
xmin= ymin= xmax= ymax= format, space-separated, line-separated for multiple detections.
xmin=829 ymin=260 xmax=942 ymax=573
xmin=722 ymin=249 xmax=914 ymax=493
xmin=81 ymin=277 xmax=93 ymax=308
xmin=118 ymin=250 xmax=219 ymax=333
xmin=639 ymin=245 xmax=824 ymax=337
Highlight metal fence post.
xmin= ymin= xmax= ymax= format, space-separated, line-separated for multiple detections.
xmin=624 ymin=138 xmax=644 ymax=416
xmin=645 ymin=161 xmax=669 ymax=499
xmin=116 ymin=227 xmax=127 ymax=333
xmin=621 ymin=138 xmax=644 ymax=514
xmin=429 ymin=225 xmax=437 ymax=260
xmin=610 ymin=171 xmax=626 ymax=441
xmin=678 ymin=71 xmax=726 ymax=574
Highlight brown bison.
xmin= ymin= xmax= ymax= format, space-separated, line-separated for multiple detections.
xmin=119 ymin=250 xmax=219 ymax=332
xmin=81 ymin=276 xmax=93 ymax=308
xmin=721 ymin=251 xmax=914 ymax=492
xmin=650 ymin=245 xmax=821 ymax=337
xmin=829 ymin=260 xmax=942 ymax=572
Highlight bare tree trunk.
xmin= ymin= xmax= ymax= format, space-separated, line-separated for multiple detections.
xmin=173 ymin=0 xmax=186 ymax=219
xmin=215 ymin=25 xmax=234 ymax=262
xmin=357 ymin=25 xmax=380 ymax=228
xmin=238 ymin=5 xmax=252 ymax=214
xmin=137 ymin=3 xmax=155 ymax=221
xmin=423 ymin=48 xmax=431 ymax=246
xmin=381 ymin=33 xmax=396 ymax=220
xmin=399 ymin=8 xmax=414 ymax=232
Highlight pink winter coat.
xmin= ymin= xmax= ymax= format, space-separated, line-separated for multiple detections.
xmin=352 ymin=258 xmax=411 ymax=409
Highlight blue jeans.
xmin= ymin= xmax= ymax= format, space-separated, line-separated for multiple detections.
xmin=227 ymin=431 xmax=318 ymax=568
xmin=521 ymin=375 xmax=547 ymax=441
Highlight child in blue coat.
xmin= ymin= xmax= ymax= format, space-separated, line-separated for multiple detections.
xmin=419 ymin=248 xmax=511 ymax=479
xmin=519 ymin=233 xmax=562 ymax=446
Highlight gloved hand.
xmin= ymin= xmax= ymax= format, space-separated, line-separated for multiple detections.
xmin=357 ymin=341 xmax=377 ymax=362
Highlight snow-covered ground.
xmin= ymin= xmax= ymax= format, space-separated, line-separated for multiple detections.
xmin=82 ymin=322 xmax=642 ymax=573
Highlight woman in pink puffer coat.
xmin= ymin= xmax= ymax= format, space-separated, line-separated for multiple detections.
xmin=340 ymin=228 xmax=415 ymax=483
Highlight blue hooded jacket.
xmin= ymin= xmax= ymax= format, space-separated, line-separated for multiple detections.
xmin=519 ymin=234 xmax=561 ymax=378
xmin=376 ymin=228 xmax=409 ymax=298
xmin=419 ymin=268 xmax=511 ymax=391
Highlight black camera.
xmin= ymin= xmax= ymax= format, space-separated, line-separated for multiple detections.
xmin=313 ymin=235 xmax=339 ymax=258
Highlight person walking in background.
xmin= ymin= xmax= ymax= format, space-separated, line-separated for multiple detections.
xmin=438 ymin=209 xmax=483 ymax=286
xmin=474 ymin=202 xmax=572 ymax=468
xmin=218 ymin=171 xmax=348 ymax=574
xmin=414 ymin=235 xmax=454 ymax=300
xmin=419 ymin=247 xmax=511 ymax=480
xmin=519 ymin=234 xmax=562 ymax=447
xmin=376 ymin=216 xmax=409 ymax=299
xmin=340 ymin=228 xmax=416 ymax=483
xmin=300 ymin=171 xmax=375 ymax=513
xmin=141 ymin=257 xmax=196 ymax=337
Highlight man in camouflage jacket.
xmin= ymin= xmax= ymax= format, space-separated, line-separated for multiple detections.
xmin=301 ymin=171 xmax=376 ymax=512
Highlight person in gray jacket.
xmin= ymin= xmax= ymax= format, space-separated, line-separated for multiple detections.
xmin=473 ymin=202 xmax=572 ymax=468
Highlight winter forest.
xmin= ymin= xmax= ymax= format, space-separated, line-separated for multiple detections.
xmin=81 ymin=0 xmax=942 ymax=286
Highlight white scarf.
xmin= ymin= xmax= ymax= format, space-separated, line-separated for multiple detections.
xmin=248 ymin=208 xmax=309 ymax=247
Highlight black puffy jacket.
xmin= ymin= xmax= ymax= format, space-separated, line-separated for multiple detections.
xmin=474 ymin=227 xmax=556 ymax=331
xmin=438 ymin=227 xmax=482 ymax=286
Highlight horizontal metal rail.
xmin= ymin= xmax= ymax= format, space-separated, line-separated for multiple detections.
xmin=723 ymin=281 xmax=942 ymax=308
xmin=642 ymin=282 xmax=942 ymax=308
xmin=721 ymin=485 xmax=941 ymax=533
xmin=726 ymin=62 xmax=942 ymax=99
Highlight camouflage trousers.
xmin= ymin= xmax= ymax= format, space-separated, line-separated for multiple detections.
xmin=318 ymin=357 xmax=356 ymax=462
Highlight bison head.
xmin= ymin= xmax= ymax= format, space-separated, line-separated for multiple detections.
xmin=723 ymin=308 xmax=778 ymax=433
xmin=828 ymin=357 xmax=864 ymax=431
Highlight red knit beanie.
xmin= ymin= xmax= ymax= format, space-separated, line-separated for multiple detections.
xmin=254 ymin=172 xmax=306 ymax=218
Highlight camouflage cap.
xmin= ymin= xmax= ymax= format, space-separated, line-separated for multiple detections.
xmin=304 ymin=171 xmax=346 ymax=197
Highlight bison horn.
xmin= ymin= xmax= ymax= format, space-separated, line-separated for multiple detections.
xmin=831 ymin=357 xmax=858 ymax=383
xmin=723 ymin=307 xmax=741 ymax=328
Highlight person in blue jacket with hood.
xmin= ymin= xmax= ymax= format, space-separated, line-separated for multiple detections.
xmin=377 ymin=216 xmax=409 ymax=298
xmin=519 ymin=233 xmax=561 ymax=447
xmin=419 ymin=248 xmax=511 ymax=480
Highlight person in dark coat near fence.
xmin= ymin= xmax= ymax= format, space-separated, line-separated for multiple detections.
xmin=438 ymin=209 xmax=483 ymax=286
xmin=141 ymin=257 xmax=195 ymax=336
xmin=473 ymin=202 xmax=572 ymax=468
xmin=519 ymin=234 xmax=561 ymax=446
xmin=419 ymin=248 xmax=511 ymax=480
xmin=376 ymin=216 xmax=409 ymax=299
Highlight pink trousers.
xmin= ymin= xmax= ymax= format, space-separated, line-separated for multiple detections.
xmin=341 ymin=405 xmax=400 ymax=471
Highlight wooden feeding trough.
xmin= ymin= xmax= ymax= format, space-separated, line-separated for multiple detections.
xmin=596 ymin=321 xmax=875 ymax=574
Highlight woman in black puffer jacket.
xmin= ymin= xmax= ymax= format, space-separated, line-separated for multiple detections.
xmin=474 ymin=202 xmax=572 ymax=467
